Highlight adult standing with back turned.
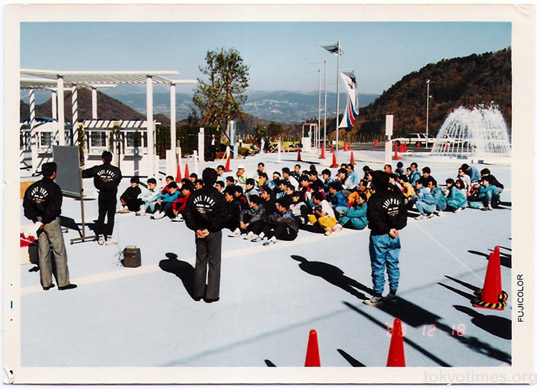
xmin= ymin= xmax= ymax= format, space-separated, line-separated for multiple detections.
xmin=23 ymin=162 xmax=77 ymax=291
xmin=82 ymin=151 xmax=122 ymax=245
xmin=364 ymin=170 xmax=407 ymax=307
xmin=183 ymin=168 xmax=228 ymax=303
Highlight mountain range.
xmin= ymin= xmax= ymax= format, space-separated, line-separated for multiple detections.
xmin=20 ymin=48 xmax=511 ymax=141
xmin=99 ymin=90 xmax=378 ymax=124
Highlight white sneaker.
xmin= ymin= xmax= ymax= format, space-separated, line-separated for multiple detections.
xmin=117 ymin=206 xmax=130 ymax=213
xmin=105 ymin=236 xmax=118 ymax=245
xmin=228 ymin=228 xmax=241 ymax=237
xmin=244 ymin=231 xmax=254 ymax=240
xmin=251 ymin=236 xmax=263 ymax=243
xmin=171 ymin=215 xmax=184 ymax=222
xmin=363 ymin=295 xmax=384 ymax=307
xmin=332 ymin=223 xmax=343 ymax=232
xmin=324 ymin=230 xmax=332 ymax=236
xmin=97 ymin=235 xmax=105 ymax=245
xmin=135 ymin=210 xmax=146 ymax=216
xmin=153 ymin=211 xmax=165 ymax=220
xmin=415 ymin=215 xmax=426 ymax=220
xmin=263 ymin=238 xmax=276 ymax=246
xmin=454 ymin=207 xmax=464 ymax=213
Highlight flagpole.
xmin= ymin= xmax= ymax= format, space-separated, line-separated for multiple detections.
xmin=335 ymin=40 xmax=341 ymax=160
xmin=317 ymin=68 xmax=321 ymax=151
xmin=323 ymin=59 xmax=327 ymax=154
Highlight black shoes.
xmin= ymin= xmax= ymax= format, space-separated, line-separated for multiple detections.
xmin=42 ymin=283 xmax=55 ymax=291
xmin=58 ymin=284 xmax=78 ymax=290
xmin=204 ymin=297 xmax=220 ymax=303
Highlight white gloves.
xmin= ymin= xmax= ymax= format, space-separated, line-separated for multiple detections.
xmin=23 ymin=221 xmax=43 ymax=239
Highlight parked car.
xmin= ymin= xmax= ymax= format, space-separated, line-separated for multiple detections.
xmin=394 ymin=133 xmax=435 ymax=146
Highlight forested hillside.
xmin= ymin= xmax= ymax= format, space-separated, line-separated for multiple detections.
xmin=352 ymin=48 xmax=511 ymax=140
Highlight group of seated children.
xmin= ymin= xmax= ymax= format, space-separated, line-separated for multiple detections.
xmin=116 ymin=159 xmax=504 ymax=244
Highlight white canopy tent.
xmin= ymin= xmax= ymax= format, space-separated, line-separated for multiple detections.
xmin=20 ymin=69 xmax=196 ymax=177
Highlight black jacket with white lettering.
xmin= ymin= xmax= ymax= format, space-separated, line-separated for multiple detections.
xmin=184 ymin=186 xmax=228 ymax=233
xmin=82 ymin=163 xmax=122 ymax=192
xmin=366 ymin=188 xmax=408 ymax=236
xmin=23 ymin=177 xmax=63 ymax=224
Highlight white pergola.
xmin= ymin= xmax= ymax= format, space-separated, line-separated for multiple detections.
xmin=20 ymin=69 xmax=197 ymax=177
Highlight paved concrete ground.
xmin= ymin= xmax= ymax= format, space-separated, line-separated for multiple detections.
xmin=15 ymin=149 xmax=514 ymax=384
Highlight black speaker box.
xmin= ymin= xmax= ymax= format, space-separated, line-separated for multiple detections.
xmin=123 ymin=247 xmax=141 ymax=268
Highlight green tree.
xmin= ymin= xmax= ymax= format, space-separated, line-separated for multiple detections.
xmin=267 ymin=121 xmax=284 ymax=140
xmin=193 ymin=48 xmax=250 ymax=139
xmin=252 ymin=124 xmax=267 ymax=143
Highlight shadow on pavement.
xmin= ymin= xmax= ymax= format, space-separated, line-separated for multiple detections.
xmin=345 ymin=294 xmax=512 ymax=365
xmin=159 ymin=253 xmax=196 ymax=300
xmin=454 ymin=305 xmax=512 ymax=340
xmin=60 ymin=215 xmax=81 ymax=233
xmin=468 ymin=249 xmax=511 ymax=268
xmin=291 ymin=255 xmax=373 ymax=300
xmin=337 ymin=348 xmax=366 ymax=367
xmin=377 ymin=296 xmax=442 ymax=328
xmin=438 ymin=282 xmax=477 ymax=301
xmin=344 ymin=301 xmax=451 ymax=367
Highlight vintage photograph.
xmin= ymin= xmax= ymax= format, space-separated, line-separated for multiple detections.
xmin=3 ymin=2 xmax=536 ymax=386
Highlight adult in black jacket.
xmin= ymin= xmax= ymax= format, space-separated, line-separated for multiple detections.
xmin=364 ymin=170 xmax=407 ymax=307
xmin=184 ymin=168 xmax=228 ymax=303
xmin=23 ymin=162 xmax=77 ymax=291
xmin=82 ymin=151 xmax=122 ymax=245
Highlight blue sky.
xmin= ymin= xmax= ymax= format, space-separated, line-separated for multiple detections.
xmin=20 ymin=21 xmax=511 ymax=95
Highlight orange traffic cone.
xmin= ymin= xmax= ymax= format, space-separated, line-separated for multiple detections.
xmin=319 ymin=143 xmax=326 ymax=159
xmin=330 ymin=150 xmax=338 ymax=168
xmin=374 ymin=139 xmax=379 ymax=146
xmin=184 ymin=162 xmax=190 ymax=179
xmin=386 ymin=318 xmax=406 ymax=367
xmin=175 ymin=162 xmax=182 ymax=182
xmin=473 ymin=246 xmax=507 ymax=310
xmin=349 ymin=151 xmax=355 ymax=165
xmin=304 ymin=329 xmax=321 ymax=367
xmin=224 ymin=154 xmax=232 ymax=172
xmin=297 ymin=150 xmax=302 ymax=161
xmin=493 ymin=246 xmax=508 ymax=302
xmin=393 ymin=141 xmax=400 ymax=160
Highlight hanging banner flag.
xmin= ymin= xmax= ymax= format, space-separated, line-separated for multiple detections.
xmin=319 ymin=42 xmax=343 ymax=55
xmin=339 ymin=70 xmax=358 ymax=128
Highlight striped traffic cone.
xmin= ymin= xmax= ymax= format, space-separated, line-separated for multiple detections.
xmin=472 ymin=246 xmax=507 ymax=310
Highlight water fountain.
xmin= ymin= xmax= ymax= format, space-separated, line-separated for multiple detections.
xmin=431 ymin=105 xmax=511 ymax=162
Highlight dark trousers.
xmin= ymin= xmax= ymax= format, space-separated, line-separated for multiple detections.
xmin=243 ymin=219 xmax=265 ymax=235
xmin=262 ymin=223 xmax=298 ymax=241
xmin=97 ymin=191 xmax=117 ymax=236
xmin=155 ymin=201 xmax=175 ymax=217
xmin=194 ymin=230 xmax=222 ymax=300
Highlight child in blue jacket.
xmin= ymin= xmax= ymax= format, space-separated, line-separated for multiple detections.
xmin=415 ymin=180 xmax=437 ymax=219
xmin=153 ymin=182 xmax=181 ymax=219
xmin=445 ymin=179 xmax=467 ymax=212
xmin=338 ymin=192 xmax=368 ymax=230
xmin=469 ymin=177 xmax=499 ymax=210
